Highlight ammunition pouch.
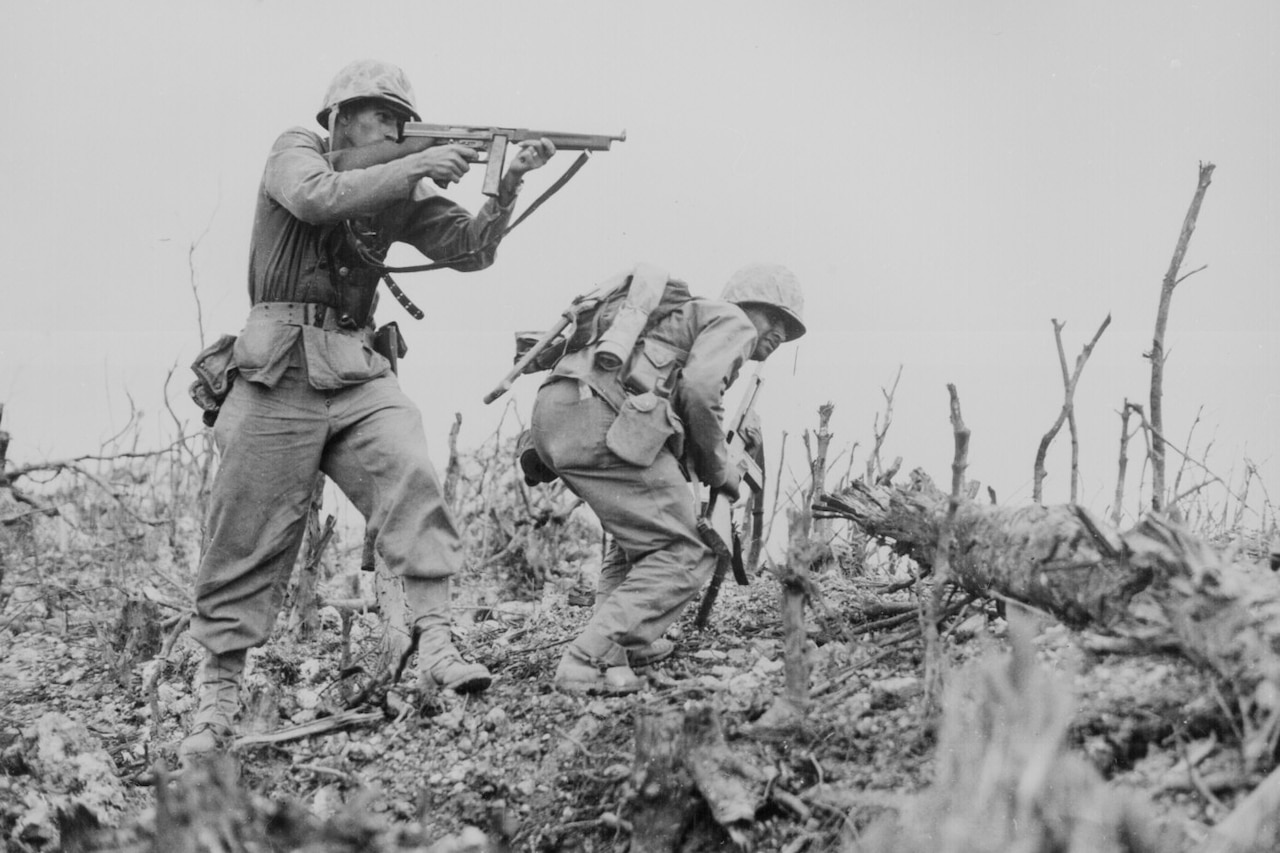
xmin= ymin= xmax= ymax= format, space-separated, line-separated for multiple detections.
xmin=189 ymin=334 xmax=238 ymax=428
xmin=621 ymin=337 xmax=685 ymax=397
xmin=516 ymin=429 xmax=558 ymax=486
xmin=605 ymin=391 xmax=684 ymax=467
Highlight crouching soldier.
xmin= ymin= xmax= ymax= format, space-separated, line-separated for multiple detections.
xmin=179 ymin=59 xmax=555 ymax=764
xmin=528 ymin=263 xmax=806 ymax=694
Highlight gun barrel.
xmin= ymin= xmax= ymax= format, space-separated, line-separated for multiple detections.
xmin=402 ymin=123 xmax=626 ymax=151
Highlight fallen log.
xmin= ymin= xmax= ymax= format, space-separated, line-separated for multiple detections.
xmin=814 ymin=469 xmax=1280 ymax=767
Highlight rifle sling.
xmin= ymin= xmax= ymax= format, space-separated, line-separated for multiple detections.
xmin=345 ymin=152 xmax=594 ymax=320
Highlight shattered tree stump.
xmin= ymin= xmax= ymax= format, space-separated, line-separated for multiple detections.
xmin=631 ymin=707 xmax=693 ymax=853
xmin=631 ymin=702 xmax=767 ymax=852
xmin=110 ymin=594 xmax=162 ymax=688
xmin=815 ymin=469 xmax=1280 ymax=767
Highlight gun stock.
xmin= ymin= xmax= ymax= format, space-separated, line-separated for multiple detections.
xmin=484 ymin=313 xmax=573 ymax=405
xmin=483 ymin=276 xmax=634 ymax=404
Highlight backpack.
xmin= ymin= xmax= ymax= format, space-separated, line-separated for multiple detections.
xmin=518 ymin=264 xmax=695 ymax=376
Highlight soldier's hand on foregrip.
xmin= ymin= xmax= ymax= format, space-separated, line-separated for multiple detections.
xmin=739 ymin=409 xmax=764 ymax=455
xmin=506 ymin=138 xmax=557 ymax=177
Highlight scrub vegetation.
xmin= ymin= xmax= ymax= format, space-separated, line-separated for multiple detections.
xmin=3 ymin=164 xmax=1279 ymax=851
xmin=1 ymin=387 xmax=1276 ymax=852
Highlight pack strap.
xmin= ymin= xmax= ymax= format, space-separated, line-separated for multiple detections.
xmin=346 ymin=151 xmax=594 ymax=320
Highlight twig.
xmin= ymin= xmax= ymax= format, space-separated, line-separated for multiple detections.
xmin=295 ymin=762 xmax=361 ymax=785
xmin=232 ymin=710 xmax=384 ymax=748
xmin=1 ymin=506 xmax=59 ymax=526
xmin=866 ymin=365 xmax=902 ymax=484
xmin=1125 ymin=404 xmax=1255 ymax=514
xmin=1169 ymin=405 xmax=1204 ymax=512
xmin=187 ymin=195 xmax=220 ymax=350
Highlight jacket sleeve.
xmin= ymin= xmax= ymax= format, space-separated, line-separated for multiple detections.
xmin=263 ymin=127 xmax=430 ymax=224
xmin=264 ymin=127 xmax=519 ymax=272
xmin=395 ymin=187 xmax=518 ymax=272
xmin=675 ymin=306 xmax=758 ymax=488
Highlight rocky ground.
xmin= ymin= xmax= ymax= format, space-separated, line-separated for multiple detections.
xmin=1 ymin=532 xmax=1255 ymax=852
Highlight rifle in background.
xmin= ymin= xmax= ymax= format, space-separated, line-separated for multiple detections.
xmin=695 ymin=372 xmax=765 ymax=628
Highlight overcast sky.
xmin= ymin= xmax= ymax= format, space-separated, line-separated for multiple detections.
xmin=2 ymin=1 xmax=1277 ymax=531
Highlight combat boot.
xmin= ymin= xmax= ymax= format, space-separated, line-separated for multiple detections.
xmin=554 ymin=647 xmax=642 ymax=695
xmin=628 ymin=637 xmax=675 ymax=669
xmin=405 ymin=577 xmax=492 ymax=693
xmin=178 ymin=649 xmax=245 ymax=766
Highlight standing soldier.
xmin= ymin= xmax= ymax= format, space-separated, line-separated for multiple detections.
xmin=180 ymin=59 xmax=555 ymax=763
xmin=529 ymin=263 xmax=805 ymax=693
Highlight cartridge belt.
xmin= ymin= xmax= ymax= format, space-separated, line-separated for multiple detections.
xmin=250 ymin=301 xmax=372 ymax=334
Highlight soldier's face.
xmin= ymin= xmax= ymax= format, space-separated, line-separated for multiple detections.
xmin=338 ymin=102 xmax=403 ymax=148
xmin=744 ymin=307 xmax=788 ymax=361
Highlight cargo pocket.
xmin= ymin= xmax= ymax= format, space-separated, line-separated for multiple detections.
xmin=301 ymin=325 xmax=389 ymax=389
xmin=621 ymin=337 xmax=684 ymax=396
xmin=605 ymin=391 xmax=678 ymax=467
xmin=232 ymin=321 xmax=300 ymax=387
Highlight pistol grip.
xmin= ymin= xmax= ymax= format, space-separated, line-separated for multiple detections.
xmin=482 ymin=134 xmax=509 ymax=196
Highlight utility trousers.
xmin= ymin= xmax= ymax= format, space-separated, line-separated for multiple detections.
xmin=191 ymin=348 xmax=462 ymax=655
xmin=531 ymin=378 xmax=716 ymax=666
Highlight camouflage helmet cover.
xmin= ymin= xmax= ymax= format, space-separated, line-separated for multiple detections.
xmin=316 ymin=59 xmax=421 ymax=129
xmin=720 ymin=262 xmax=806 ymax=342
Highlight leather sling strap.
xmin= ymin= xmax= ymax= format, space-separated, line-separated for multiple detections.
xmin=346 ymin=152 xmax=594 ymax=320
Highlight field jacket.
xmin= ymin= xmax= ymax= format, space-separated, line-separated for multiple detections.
xmin=546 ymin=299 xmax=758 ymax=490
xmin=237 ymin=126 xmax=517 ymax=390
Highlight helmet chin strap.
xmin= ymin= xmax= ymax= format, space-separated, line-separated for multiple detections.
xmin=328 ymin=106 xmax=340 ymax=143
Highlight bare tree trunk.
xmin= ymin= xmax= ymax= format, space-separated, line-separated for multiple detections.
xmin=289 ymin=479 xmax=331 ymax=641
xmin=0 ymin=403 xmax=9 ymax=488
xmin=1033 ymin=315 xmax=1111 ymax=504
xmin=751 ymin=405 xmax=834 ymax=732
xmin=1149 ymin=162 xmax=1215 ymax=512
xmin=803 ymin=402 xmax=835 ymax=539
xmin=921 ymin=385 xmax=969 ymax=719
xmin=631 ymin=708 xmax=693 ymax=852
xmin=631 ymin=703 xmax=768 ymax=852
xmin=866 ymin=367 xmax=901 ymax=485
xmin=375 ymin=558 xmax=412 ymax=674
xmin=444 ymin=412 xmax=463 ymax=506
xmin=1112 ymin=400 xmax=1136 ymax=527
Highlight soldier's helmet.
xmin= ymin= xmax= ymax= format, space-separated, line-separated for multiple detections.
xmin=316 ymin=59 xmax=421 ymax=129
xmin=720 ymin=263 xmax=806 ymax=342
